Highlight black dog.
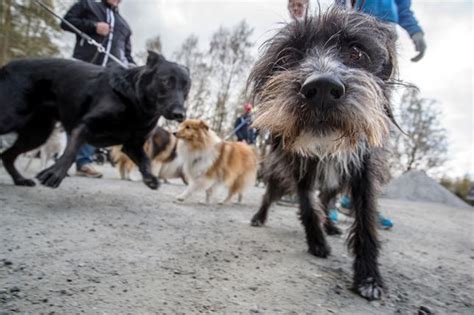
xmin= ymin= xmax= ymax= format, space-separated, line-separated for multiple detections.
xmin=248 ymin=8 xmax=398 ymax=300
xmin=0 ymin=51 xmax=190 ymax=189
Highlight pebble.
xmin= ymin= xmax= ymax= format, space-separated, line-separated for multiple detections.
xmin=250 ymin=305 xmax=259 ymax=313
xmin=9 ymin=286 xmax=20 ymax=293
xmin=3 ymin=260 xmax=13 ymax=266
xmin=418 ymin=306 xmax=432 ymax=315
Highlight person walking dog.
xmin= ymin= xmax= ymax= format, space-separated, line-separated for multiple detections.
xmin=61 ymin=0 xmax=135 ymax=178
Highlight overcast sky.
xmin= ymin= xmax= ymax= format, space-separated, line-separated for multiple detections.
xmin=114 ymin=0 xmax=473 ymax=178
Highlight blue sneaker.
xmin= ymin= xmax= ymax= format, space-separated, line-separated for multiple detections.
xmin=328 ymin=208 xmax=339 ymax=223
xmin=379 ymin=214 xmax=393 ymax=229
xmin=340 ymin=195 xmax=352 ymax=209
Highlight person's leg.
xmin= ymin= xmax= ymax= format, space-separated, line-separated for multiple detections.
xmin=76 ymin=143 xmax=103 ymax=178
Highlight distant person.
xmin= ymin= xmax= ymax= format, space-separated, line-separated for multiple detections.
xmin=234 ymin=103 xmax=257 ymax=145
xmin=288 ymin=0 xmax=308 ymax=20
xmin=61 ymin=0 xmax=135 ymax=178
xmin=336 ymin=0 xmax=427 ymax=61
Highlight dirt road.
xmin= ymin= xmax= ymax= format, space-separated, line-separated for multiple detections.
xmin=1 ymin=159 xmax=473 ymax=314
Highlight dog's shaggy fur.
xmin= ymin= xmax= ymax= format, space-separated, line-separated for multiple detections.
xmin=248 ymin=8 xmax=398 ymax=300
xmin=175 ymin=119 xmax=257 ymax=204
xmin=0 ymin=52 xmax=190 ymax=189
xmin=110 ymin=126 xmax=187 ymax=184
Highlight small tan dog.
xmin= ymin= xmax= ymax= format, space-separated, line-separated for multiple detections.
xmin=175 ymin=119 xmax=257 ymax=203
xmin=110 ymin=126 xmax=187 ymax=184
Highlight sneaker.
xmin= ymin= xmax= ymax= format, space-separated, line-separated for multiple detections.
xmin=76 ymin=164 xmax=103 ymax=178
xmin=379 ymin=214 xmax=393 ymax=230
xmin=328 ymin=208 xmax=339 ymax=223
xmin=340 ymin=195 xmax=352 ymax=209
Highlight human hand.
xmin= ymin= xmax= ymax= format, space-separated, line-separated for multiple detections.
xmin=411 ymin=32 xmax=426 ymax=62
xmin=96 ymin=22 xmax=110 ymax=36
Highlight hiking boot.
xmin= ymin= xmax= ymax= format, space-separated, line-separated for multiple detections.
xmin=76 ymin=164 xmax=103 ymax=178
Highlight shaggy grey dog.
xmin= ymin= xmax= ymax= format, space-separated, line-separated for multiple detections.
xmin=248 ymin=7 xmax=398 ymax=300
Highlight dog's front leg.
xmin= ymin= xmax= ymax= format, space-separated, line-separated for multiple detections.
xmin=348 ymin=156 xmax=384 ymax=300
xmin=122 ymin=143 xmax=159 ymax=190
xmin=37 ymin=125 xmax=86 ymax=188
xmin=176 ymin=177 xmax=213 ymax=202
xmin=296 ymin=163 xmax=331 ymax=258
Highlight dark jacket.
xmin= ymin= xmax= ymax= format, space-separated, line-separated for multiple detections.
xmin=61 ymin=0 xmax=135 ymax=66
xmin=234 ymin=114 xmax=257 ymax=144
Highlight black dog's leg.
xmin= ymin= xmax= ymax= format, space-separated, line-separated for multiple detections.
xmin=1 ymin=115 xmax=56 ymax=186
xmin=251 ymin=177 xmax=285 ymax=227
xmin=122 ymin=142 xmax=159 ymax=190
xmin=296 ymin=166 xmax=331 ymax=258
xmin=348 ymin=156 xmax=384 ymax=300
xmin=37 ymin=125 xmax=86 ymax=188
xmin=319 ymin=189 xmax=343 ymax=236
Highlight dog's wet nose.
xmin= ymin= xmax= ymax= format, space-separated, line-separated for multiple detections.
xmin=301 ymin=74 xmax=345 ymax=106
xmin=171 ymin=110 xmax=186 ymax=122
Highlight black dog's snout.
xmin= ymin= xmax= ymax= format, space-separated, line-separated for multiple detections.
xmin=171 ymin=109 xmax=185 ymax=122
xmin=301 ymin=74 xmax=345 ymax=107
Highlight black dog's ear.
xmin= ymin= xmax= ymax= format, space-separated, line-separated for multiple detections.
xmin=109 ymin=67 xmax=137 ymax=102
xmin=181 ymin=65 xmax=190 ymax=76
xmin=147 ymin=50 xmax=165 ymax=67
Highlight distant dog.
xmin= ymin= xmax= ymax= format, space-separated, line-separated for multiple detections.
xmin=24 ymin=123 xmax=67 ymax=171
xmin=110 ymin=126 xmax=187 ymax=184
xmin=175 ymin=119 xmax=257 ymax=203
xmin=0 ymin=51 xmax=190 ymax=189
xmin=248 ymin=8 xmax=398 ymax=300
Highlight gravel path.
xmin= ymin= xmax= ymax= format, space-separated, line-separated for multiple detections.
xmin=1 ymin=159 xmax=473 ymax=314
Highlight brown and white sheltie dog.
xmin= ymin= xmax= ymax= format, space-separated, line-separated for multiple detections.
xmin=110 ymin=126 xmax=187 ymax=184
xmin=174 ymin=119 xmax=257 ymax=204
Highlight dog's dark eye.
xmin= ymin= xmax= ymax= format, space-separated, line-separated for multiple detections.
xmin=347 ymin=45 xmax=370 ymax=64
xmin=185 ymin=126 xmax=190 ymax=129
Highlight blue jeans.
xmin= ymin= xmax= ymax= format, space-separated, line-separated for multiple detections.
xmin=76 ymin=144 xmax=95 ymax=170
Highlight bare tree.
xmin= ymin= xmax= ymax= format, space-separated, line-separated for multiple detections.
xmin=134 ymin=35 xmax=162 ymax=65
xmin=174 ymin=34 xmax=212 ymax=119
xmin=390 ymin=88 xmax=449 ymax=176
xmin=0 ymin=0 xmax=62 ymax=65
xmin=208 ymin=20 xmax=254 ymax=135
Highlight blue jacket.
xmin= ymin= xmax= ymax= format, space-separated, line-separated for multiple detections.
xmin=336 ymin=0 xmax=423 ymax=36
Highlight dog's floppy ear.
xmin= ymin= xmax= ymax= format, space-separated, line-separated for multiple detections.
xmin=147 ymin=50 xmax=165 ymax=67
xmin=109 ymin=67 xmax=137 ymax=102
xmin=199 ymin=120 xmax=209 ymax=131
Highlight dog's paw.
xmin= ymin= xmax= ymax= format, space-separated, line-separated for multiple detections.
xmin=36 ymin=169 xmax=64 ymax=188
xmin=14 ymin=178 xmax=36 ymax=187
xmin=355 ymin=277 xmax=384 ymax=300
xmin=308 ymin=242 xmax=331 ymax=258
xmin=176 ymin=195 xmax=185 ymax=202
xmin=143 ymin=176 xmax=159 ymax=190
xmin=250 ymin=215 xmax=265 ymax=227
xmin=324 ymin=222 xmax=343 ymax=236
